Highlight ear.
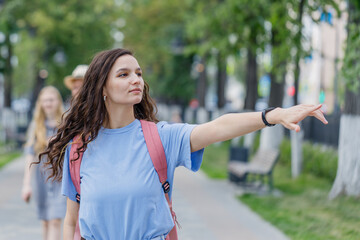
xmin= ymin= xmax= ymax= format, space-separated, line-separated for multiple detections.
xmin=102 ymin=86 xmax=107 ymax=97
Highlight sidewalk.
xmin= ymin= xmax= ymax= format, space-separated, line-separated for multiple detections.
xmin=0 ymin=156 xmax=41 ymax=240
xmin=0 ymin=156 xmax=289 ymax=240
xmin=173 ymin=168 xmax=289 ymax=240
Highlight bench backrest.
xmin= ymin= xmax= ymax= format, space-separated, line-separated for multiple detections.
xmin=250 ymin=150 xmax=279 ymax=173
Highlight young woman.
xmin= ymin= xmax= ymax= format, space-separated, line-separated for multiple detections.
xmin=40 ymin=48 xmax=327 ymax=240
xmin=22 ymin=86 xmax=67 ymax=240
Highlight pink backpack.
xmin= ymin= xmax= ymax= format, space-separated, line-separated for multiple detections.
xmin=69 ymin=120 xmax=178 ymax=240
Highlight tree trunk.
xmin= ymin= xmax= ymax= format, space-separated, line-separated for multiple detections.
xmin=243 ymin=47 xmax=259 ymax=149
xmin=259 ymin=125 xmax=284 ymax=151
xmin=293 ymin=0 xmax=305 ymax=105
xmin=329 ymin=114 xmax=360 ymax=199
xmin=244 ymin=48 xmax=258 ymax=110
xmin=4 ymin=30 xmax=13 ymax=108
xmin=343 ymin=88 xmax=360 ymax=115
xmin=29 ymin=46 xmax=49 ymax=117
xmin=329 ymin=88 xmax=360 ymax=199
xmin=269 ymin=72 xmax=286 ymax=107
xmin=260 ymin=18 xmax=287 ymax=152
xmin=30 ymin=70 xmax=46 ymax=114
xmin=261 ymin=74 xmax=285 ymax=152
xmin=217 ymin=52 xmax=227 ymax=109
xmin=291 ymin=127 xmax=303 ymax=178
xmin=268 ymin=23 xmax=287 ymax=108
xmin=197 ymin=56 xmax=207 ymax=108
xmin=329 ymin=0 xmax=360 ymax=199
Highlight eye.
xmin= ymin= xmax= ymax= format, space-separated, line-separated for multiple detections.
xmin=118 ymin=73 xmax=128 ymax=77
xmin=137 ymin=72 xmax=142 ymax=77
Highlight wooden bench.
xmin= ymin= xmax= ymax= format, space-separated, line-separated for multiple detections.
xmin=228 ymin=149 xmax=279 ymax=190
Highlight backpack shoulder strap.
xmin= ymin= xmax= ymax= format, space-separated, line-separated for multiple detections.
xmin=69 ymin=136 xmax=83 ymax=239
xmin=140 ymin=120 xmax=179 ymax=240
xmin=69 ymin=135 xmax=84 ymax=202
xmin=140 ymin=120 xmax=168 ymax=184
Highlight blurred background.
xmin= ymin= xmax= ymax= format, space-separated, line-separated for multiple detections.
xmin=0 ymin=0 xmax=359 ymax=239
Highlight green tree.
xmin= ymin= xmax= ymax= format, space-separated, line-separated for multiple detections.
xmin=1 ymin=0 xmax=119 ymax=108
xmin=185 ymin=0 xmax=271 ymax=110
xmin=267 ymin=0 xmax=292 ymax=107
xmin=329 ymin=0 xmax=360 ymax=199
xmin=121 ymin=0 xmax=195 ymax=105
xmin=288 ymin=0 xmax=340 ymax=105
xmin=184 ymin=0 xmax=221 ymax=108
xmin=0 ymin=0 xmax=23 ymax=107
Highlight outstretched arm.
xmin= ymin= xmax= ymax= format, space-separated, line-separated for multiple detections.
xmin=190 ymin=104 xmax=328 ymax=152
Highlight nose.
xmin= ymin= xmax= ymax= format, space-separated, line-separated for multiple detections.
xmin=130 ymin=73 xmax=141 ymax=85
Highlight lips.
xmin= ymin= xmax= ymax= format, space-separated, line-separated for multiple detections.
xmin=129 ymin=88 xmax=142 ymax=93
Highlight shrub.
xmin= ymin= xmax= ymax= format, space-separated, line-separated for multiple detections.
xmin=278 ymin=138 xmax=338 ymax=182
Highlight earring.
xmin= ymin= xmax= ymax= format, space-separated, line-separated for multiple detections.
xmin=103 ymin=95 xmax=107 ymax=101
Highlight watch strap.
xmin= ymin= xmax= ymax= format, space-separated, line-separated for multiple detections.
xmin=262 ymin=107 xmax=276 ymax=127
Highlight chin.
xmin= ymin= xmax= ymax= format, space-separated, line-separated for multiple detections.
xmin=134 ymin=97 xmax=143 ymax=104
xmin=134 ymin=100 xmax=142 ymax=105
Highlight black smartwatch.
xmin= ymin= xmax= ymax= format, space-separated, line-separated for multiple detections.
xmin=262 ymin=107 xmax=276 ymax=127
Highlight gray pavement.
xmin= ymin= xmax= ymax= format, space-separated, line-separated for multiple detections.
xmin=0 ymin=156 xmax=42 ymax=239
xmin=0 ymin=156 xmax=289 ymax=240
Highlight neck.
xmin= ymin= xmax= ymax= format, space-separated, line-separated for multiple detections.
xmin=103 ymin=104 xmax=135 ymax=129
xmin=45 ymin=113 xmax=58 ymax=127
xmin=45 ymin=113 xmax=56 ymax=121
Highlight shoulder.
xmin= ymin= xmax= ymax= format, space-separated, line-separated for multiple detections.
xmin=156 ymin=121 xmax=197 ymax=141
xmin=155 ymin=121 xmax=178 ymax=134
xmin=26 ymin=120 xmax=36 ymax=134
xmin=64 ymin=139 xmax=74 ymax=158
xmin=156 ymin=121 xmax=196 ymax=132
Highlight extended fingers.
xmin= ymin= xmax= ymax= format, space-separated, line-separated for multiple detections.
xmin=281 ymin=104 xmax=327 ymax=132
xmin=306 ymin=104 xmax=328 ymax=124
xmin=308 ymin=104 xmax=322 ymax=113
xmin=311 ymin=109 xmax=328 ymax=124
xmin=291 ymin=123 xmax=301 ymax=132
xmin=282 ymin=121 xmax=301 ymax=132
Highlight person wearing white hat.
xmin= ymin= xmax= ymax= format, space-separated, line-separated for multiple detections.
xmin=64 ymin=65 xmax=88 ymax=97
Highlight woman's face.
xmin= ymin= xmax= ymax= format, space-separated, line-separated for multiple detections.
xmin=40 ymin=90 xmax=60 ymax=116
xmin=103 ymin=54 xmax=144 ymax=106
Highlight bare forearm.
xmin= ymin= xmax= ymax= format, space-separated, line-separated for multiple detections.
xmin=63 ymin=217 xmax=76 ymax=240
xmin=63 ymin=198 xmax=79 ymax=240
xmin=190 ymin=104 xmax=328 ymax=152
xmin=23 ymin=154 xmax=35 ymax=186
xmin=191 ymin=112 xmax=267 ymax=152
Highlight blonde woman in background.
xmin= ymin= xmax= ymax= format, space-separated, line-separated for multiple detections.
xmin=22 ymin=86 xmax=67 ymax=240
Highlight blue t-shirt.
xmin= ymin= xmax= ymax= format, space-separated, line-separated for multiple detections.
xmin=62 ymin=119 xmax=204 ymax=240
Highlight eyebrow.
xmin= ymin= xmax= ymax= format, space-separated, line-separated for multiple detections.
xmin=116 ymin=67 xmax=142 ymax=73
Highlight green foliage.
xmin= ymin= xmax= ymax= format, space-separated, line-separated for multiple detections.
xmin=239 ymin=164 xmax=359 ymax=240
xmin=158 ymin=55 xmax=196 ymax=103
xmin=121 ymin=0 xmax=195 ymax=103
xmin=279 ymin=138 xmax=338 ymax=182
xmin=303 ymin=142 xmax=338 ymax=181
xmin=185 ymin=0 xmax=270 ymax=56
xmin=202 ymin=136 xmax=338 ymax=183
xmin=201 ymin=141 xmax=230 ymax=179
xmin=12 ymin=32 xmax=41 ymax=97
xmin=201 ymin=137 xmax=355 ymax=239
xmin=0 ymin=0 xmax=344 ymax=105
xmin=0 ymin=152 xmax=21 ymax=169
xmin=278 ymin=138 xmax=292 ymax=166
xmin=341 ymin=23 xmax=360 ymax=93
xmin=1 ymin=0 xmax=119 ymax=97
xmin=267 ymin=0 xmax=293 ymax=82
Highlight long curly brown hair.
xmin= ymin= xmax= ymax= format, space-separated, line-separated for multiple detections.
xmin=39 ymin=48 xmax=158 ymax=181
